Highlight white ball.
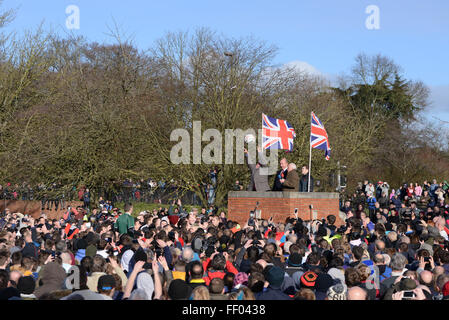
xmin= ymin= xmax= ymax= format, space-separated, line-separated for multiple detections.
xmin=245 ymin=134 xmax=256 ymax=143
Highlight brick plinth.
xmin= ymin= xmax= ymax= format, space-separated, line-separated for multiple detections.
xmin=228 ymin=191 xmax=345 ymax=227
xmin=0 ymin=200 xmax=84 ymax=219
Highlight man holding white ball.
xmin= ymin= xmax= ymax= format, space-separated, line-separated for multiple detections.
xmin=244 ymin=144 xmax=270 ymax=192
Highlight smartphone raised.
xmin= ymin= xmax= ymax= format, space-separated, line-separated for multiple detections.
xmin=402 ymin=291 xmax=415 ymax=299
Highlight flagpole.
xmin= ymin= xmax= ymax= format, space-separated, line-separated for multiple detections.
xmin=308 ymin=112 xmax=312 ymax=193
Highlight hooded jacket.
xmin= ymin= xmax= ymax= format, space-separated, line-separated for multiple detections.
xmin=34 ymin=262 xmax=67 ymax=299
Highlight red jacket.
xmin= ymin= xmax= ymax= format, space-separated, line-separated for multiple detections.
xmin=264 ymin=228 xmax=284 ymax=241
xmin=202 ymin=258 xmax=238 ymax=286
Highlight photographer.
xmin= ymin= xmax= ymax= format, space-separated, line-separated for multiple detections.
xmin=389 ymin=276 xmax=431 ymax=300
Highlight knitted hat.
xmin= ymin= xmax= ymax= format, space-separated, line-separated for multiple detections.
xmin=287 ymin=253 xmax=302 ymax=267
xmin=315 ymin=273 xmax=335 ymax=293
xmin=17 ymin=276 xmax=35 ymax=295
xmin=327 ymin=283 xmax=347 ymax=300
xmin=266 ymin=266 xmax=285 ymax=288
xmin=168 ymin=279 xmax=192 ymax=300
xmin=300 ymin=271 xmax=318 ymax=288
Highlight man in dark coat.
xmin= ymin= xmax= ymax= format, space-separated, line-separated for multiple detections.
xmin=299 ymin=165 xmax=314 ymax=192
xmin=272 ymin=158 xmax=289 ymax=191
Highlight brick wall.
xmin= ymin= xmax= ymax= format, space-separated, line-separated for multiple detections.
xmin=227 ymin=191 xmax=344 ymax=227
xmin=0 ymin=200 xmax=83 ymax=219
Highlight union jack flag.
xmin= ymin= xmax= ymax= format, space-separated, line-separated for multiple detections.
xmin=262 ymin=113 xmax=296 ymax=151
xmin=310 ymin=112 xmax=331 ymax=160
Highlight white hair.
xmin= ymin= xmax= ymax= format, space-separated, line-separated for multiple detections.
xmin=182 ymin=247 xmax=194 ymax=263
xmin=288 ymin=163 xmax=297 ymax=170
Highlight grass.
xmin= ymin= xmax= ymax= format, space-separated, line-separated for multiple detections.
xmin=113 ymin=202 xmax=204 ymax=217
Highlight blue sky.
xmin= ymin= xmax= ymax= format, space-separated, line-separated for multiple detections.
xmin=3 ymin=0 xmax=449 ymax=121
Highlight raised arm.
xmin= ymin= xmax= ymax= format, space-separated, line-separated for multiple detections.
xmin=257 ymin=146 xmax=269 ymax=167
xmin=122 ymin=261 xmax=145 ymax=299
xmin=244 ymin=148 xmax=256 ymax=170
xmin=152 ymin=259 xmax=163 ymax=300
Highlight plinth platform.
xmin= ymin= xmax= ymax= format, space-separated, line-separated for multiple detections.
xmin=227 ymin=191 xmax=345 ymax=227
xmin=0 ymin=200 xmax=83 ymax=219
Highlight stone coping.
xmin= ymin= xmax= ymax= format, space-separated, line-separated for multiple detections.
xmin=228 ymin=191 xmax=339 ymax=199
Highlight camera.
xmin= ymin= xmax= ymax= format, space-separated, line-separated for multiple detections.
xmin=248 ymin=202 xmax=259 ymax=227
xmin=248 ymin=212 xmax=255 ymax=227
xmin=251 ymin=237 xmax=261 ymax=246
xmin=402 ymin=291 xmax=416 ymax=299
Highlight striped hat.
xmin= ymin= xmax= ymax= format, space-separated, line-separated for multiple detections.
xmin=300 ymin=271 xmax=318 ymax=288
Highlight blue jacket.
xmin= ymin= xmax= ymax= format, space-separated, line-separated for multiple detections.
xmin=378 ymin=265 xmax=392 ymax=282
xmin=391 ymin=197 xmax=402 ymax=210
xmin=367 ymin=197 xmax=377 ymax=209
xmin=430 ymin=184 xmax=439 ymax=196
xmin=75 ymin=249 xmax=86 ymax=262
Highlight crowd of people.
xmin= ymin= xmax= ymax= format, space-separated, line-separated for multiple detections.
xmin=0 ymin=178 xmax=206 ymax=209
xmin=0 ymin=174 xmax=448 ymax=301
